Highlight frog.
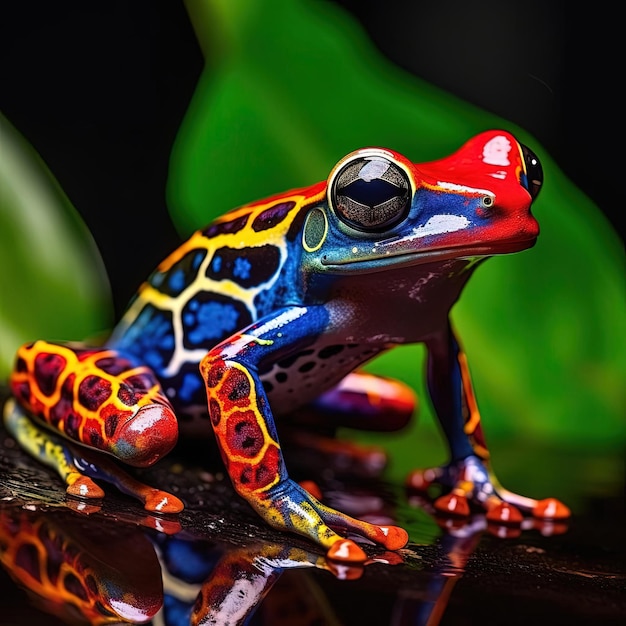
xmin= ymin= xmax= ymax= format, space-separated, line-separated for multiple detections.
xmin=3 ymin=129 xmax=570 ymax=563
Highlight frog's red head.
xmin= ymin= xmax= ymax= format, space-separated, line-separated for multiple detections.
xmin=310 ymin=130 xmax=541 ymax=271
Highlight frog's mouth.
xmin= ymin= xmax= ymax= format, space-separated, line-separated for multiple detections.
xmin=319 ymin=235 xmax=538 ymax=272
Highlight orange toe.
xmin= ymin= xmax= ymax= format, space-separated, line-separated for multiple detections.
xmin=486 ymin=501 xmax=523 ymax=524
xmin=533 ymin=498 xmax=571 ymax=520
xmin=434 ymin=492 xmax=470 ymax=517
xmin=327 ymin=539 xmax=368 ymax=563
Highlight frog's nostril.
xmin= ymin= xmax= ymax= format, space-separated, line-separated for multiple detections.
xmin=111 ymin=404 xmax=178 ymax=467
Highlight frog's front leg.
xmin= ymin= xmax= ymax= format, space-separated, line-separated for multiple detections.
xmin=200 ymin=306 xmax=408 ymax=562
xmin=410 ymin=322 xmax=570 ymax=523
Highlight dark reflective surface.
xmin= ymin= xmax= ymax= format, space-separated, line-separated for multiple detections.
xmin=1 ymin=415 xmax=624 ymax=626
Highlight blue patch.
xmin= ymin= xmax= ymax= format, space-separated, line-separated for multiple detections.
xmin=111 ymin=305 xmax=175 ymax=375
xmin=211 ymin=255 xmax=222 ymax=272
xmin=178 ymin=372 xmax=202 ymax=403
xmin=233 ymin=257 xmax=252 ymax=280
xmin=182 ymin=293 xmax=252 ymax=350
xmin=188 ymin=301 xmax=239 ymax=344
xmin=169 ymin=269 xmax=186 ymax=293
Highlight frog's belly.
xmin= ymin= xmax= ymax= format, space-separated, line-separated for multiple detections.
xmin=260 ymin=342 xmax=384 ymax=415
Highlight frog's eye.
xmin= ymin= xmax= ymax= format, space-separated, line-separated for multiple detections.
xmin=330 ymin=155 xmax=411 ymax=232
xmin=520 ymin=144 xmax=543 ymax=199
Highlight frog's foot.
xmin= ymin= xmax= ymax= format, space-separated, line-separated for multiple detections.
xmin=4 ymin=399 xmax=183 ymax=514
xmin=406 ymin=455 xmax=570 ymax=523
xmin=248 ymin=479 xmax=408 ymax=563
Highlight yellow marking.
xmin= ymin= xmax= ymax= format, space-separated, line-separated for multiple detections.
xmin=17 ymin=343 xmax=166 ymax=444
xmin=458 ymin=351 xmax=480 ymax=433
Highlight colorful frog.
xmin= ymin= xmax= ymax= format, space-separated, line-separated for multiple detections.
xmin=4 ymin=130 xmax=570 ymax=563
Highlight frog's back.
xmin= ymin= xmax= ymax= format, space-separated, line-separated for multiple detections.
xmin=107 ymin=187 xmax=323 ymax=415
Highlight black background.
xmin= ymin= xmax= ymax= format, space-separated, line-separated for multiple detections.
xmin=1 ymin=0 xmax=618 ymax=316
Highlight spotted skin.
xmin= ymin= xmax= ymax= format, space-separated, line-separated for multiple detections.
xmin=0 ymin=509 xmax=162 ymax=624
xmin=10 ymin=341 xmax=178 ymax=466
xmin=5 ymin=131 xmax=570 ymax=562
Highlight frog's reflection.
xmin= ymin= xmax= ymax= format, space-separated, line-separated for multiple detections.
xmin=0 ymin=505 xmax=397 ymax=626
xmin=0 ymin=507 xmax=163 ymax=625
xmin=0 ymin=495 xmax=568 ymax=626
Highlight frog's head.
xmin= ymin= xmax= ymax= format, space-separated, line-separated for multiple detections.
xmin=302 ymin=130 xmax=541 ymax=274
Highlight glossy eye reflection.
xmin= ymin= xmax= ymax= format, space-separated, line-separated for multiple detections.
xmin=331 ymin=155 xmax=411 ymax=231
xmin=521 ymin=144 xmax=543 ymax=199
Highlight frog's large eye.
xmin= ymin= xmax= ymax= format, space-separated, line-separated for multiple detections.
xmin=520 ymin=144 xmax=543 ymax=199
xmin=330 ymin=154 xmax=411 ymax=232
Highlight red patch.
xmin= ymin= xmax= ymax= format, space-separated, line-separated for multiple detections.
xmin=117 ymin=383 xmax=139 ymax=407
xmin=235 ymin=444 xmax=281 ymax=492
xmin=205 ymin=361 xmax=226 ymax=388
xmin=34 ymin=352 xmax=67 ymax=396
xmin=220 ymin=368 xmax=251 ymax=409
xmin=78 ymin=375 xmax=112 ymax=411
xmin=209 ymin=398 xmax=221 ymax=426
xmin=226 ymin=410 xmax=264 ymax=457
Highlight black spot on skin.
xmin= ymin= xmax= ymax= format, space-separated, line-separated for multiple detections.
xmin=206 ymin=245 xmax=281 ymax=289
xmin=203 ymin=214 xmax=249 ymax=238
xmin=298 ymin=361 xmax=316 ymax=373
xmin=263 ymin=380 xmax=274 ymax=394
xmin=318 ymin=344 xmax=344 ymax=359
xmin=105 ymin=413 xmax=119 ymax=438
xmin=251 ymin=201 xmax=295 ymax=231
xmin=148 ymin=248 xmax=207 ymax=297
xmin=277 ymin=348 xmax=315 ymax=369
xmin=275 ymin=372 xmax=288 ymax=383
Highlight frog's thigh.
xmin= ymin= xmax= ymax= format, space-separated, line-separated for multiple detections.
xmin=307 ymin=371 xmax=416 ymax=431
xmin=9 ymin=341 xmax=178 ymax=466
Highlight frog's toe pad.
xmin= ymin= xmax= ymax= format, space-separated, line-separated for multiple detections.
xmin=405 ymin=468 xmax=441 ymax=491
xmin=533 ymin=498 xmax=571 ymax=520
xmin=434 ymin=492 xmax=470 ymax=517
xmin=66 ymin=475 xmax=105 ymax=499
xmin=112 ymin=404 xmax=178 ymax=468
xmin=486 ymin=501 xmax=523 ymax=524
xmin=377 ymin=526 xmax=409 ymax=551
xmin=327 ymin=539 xmax=367 ymax=563
xmin=143 ymin=489 xmax=184 ymax=514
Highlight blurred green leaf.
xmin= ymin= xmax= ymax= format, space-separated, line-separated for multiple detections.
xmin=168 ymin=0 xmax=625 ymax=455
xmin=0 ymin=113 xmax=113 ymax=380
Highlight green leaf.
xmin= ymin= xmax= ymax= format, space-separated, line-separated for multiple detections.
xmin=167 ymin=0 xmax=625 ymax=454
xmin=0 ymin=113 xmax=113 ymax=380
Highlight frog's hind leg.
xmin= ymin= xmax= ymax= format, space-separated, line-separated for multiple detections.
xmin=283 ymin=371 xmax=416 ymax=478
xmin=6 ymin=340 xmax=183 ymax=513
xmin=309 ymin=371 xmax=416 ymax=432
xmin=3 ymin=399 xmax=183 ymax=513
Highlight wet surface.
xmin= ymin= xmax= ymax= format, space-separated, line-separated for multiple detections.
xmin=0 ymin=407 xmax=624 ymax=626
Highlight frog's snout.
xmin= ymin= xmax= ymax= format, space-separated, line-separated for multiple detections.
xmin=111 ymin=404 xmax=178 ymax=467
